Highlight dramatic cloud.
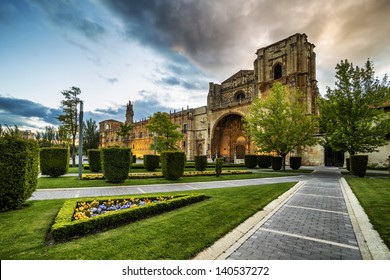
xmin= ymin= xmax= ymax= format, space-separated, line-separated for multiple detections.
xmin=0 ymin=95 xmax=61 ymax=128
xmin=100 ymin=0 xmax=390 ymax=89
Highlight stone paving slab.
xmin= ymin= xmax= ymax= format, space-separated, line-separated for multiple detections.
xmin=226 ymin=170 xmax=363 ymax=260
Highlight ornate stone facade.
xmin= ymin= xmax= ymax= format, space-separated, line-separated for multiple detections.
xmin=100 ymin=33 xmax=325 ymax=164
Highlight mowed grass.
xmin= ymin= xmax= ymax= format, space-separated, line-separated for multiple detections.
xmin=346 ymin=177 xmax=390 ymax=249
xmin=37 ymin=171 xmax=300 ymax=189
xmin=0 ymin=182 xmax=294 ymax=260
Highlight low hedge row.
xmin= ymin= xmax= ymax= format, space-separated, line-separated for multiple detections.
xmin=82 ymin=170 xmax=252 ymax=180
xmin=50 ymin=194 xmax=207 ymax=242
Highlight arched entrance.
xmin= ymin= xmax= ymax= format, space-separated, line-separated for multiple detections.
xmin=211 ymin=114 xmax=248 ymax=163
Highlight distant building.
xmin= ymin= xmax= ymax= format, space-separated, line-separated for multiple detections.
xmin=99 ymin=33 xmax=389 ymax=167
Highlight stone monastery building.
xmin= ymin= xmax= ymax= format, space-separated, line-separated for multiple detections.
xmin=99 ymin=33 xmax=389 ymax=167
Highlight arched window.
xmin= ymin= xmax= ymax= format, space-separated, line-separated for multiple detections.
xmin=273 ymin=63 xmax=282 ymax=80
xmin=236 ymin=92 xmax=245 ymax=101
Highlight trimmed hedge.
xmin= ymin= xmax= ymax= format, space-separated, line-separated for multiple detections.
xmin=161 ymin=151 xmax=185 ymax=180
xmin=0 ymin=137 xmax=39 ymax=211
xmin=272 ymin=156 xmax=282 ymax=171
xmin=132 ymin=155 xmax=137 ymax=165
xmin=87 ymin=149 xmax=101 ymax=172
xmin=215 ymin=158 xmax=224 ymax=177
xmin=289 ymin=156 xmax=302 ymax=170
xmin=40 ymin=147 xmax=69 ymax=177
xmin=258 ymin=155 xmax=272 ymax=168
xmin=194 ymin=155 xmax=207 ymax=171
xmin=351 ymin=155 xmax=368 ymax=177
xmin=244 ymin=154 xmax=258 ymax=168
xmin=101 ymin=147 xmax=131 ymax=183
xmin=388 ymin=155 xmax=390 ymax=176
xmin=346 ymin=158 xmax=350 ymax=171
xmin=50 ymin=194 xmax=206 ymax=242
xmin=143 ymin=155 xmax=160 ymax=171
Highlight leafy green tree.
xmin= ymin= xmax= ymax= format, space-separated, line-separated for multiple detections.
xmin=116 ymin=122 xmax=132 ymax=147
xmin=56 ymin=87 xmax=81 ymax=167
xmin=145 ymin=112 xmax=184 ymax=153
xmin=83 ymin=118 xmax=100 ymax=151
xmin=244 ymin=82 xmax=319 ymax=170
xmin=318 ymin=59 xmax=390 ymax=156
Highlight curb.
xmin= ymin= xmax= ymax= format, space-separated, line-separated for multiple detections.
xmin=340 ymin=177 xmax=390 ymax=260
xmin=193 ymin=181 xmax=306 ymax=260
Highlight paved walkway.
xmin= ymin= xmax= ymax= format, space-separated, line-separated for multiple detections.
xmin=30 ymin=167 xmax=390 ymax=260
xmin=29 ymin=174 xmax=308 ymax=200
xmin=226 ymin=169 xmax=362 ymax=260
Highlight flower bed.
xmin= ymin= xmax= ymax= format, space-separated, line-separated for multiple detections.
xmin=81 ymin=170 xmax=252 ymax=180
xmin=50 ymin=194 xmax=207 ymax=242
xmin=73 ymin=196 xmax=173 ymax=220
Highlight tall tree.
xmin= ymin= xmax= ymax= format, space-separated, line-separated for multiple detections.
xmin=244 ymin=82 xmax=319 ymax=170
xmin=57 ymin=86 xmax=81 ymax=167
xmin=145 ymin=112 xmax=184 ymax=153
xmin=318 ymin=59 xmax=390 ymax=156
xmin=117 ymin=122 xmax=132 ymax=148
xmin=83 ymin=118 xmax=100 ymax=151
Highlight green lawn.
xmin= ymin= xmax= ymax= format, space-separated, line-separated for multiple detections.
xmin=346 ymin=177 xmax=390 ymax=249
xmin=0 ymin=182 xmax=295 ymax=260
xmin=37 ymin=171 xmax=303 ymax=189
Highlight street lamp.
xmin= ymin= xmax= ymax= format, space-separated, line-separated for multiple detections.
xmin=78 ymin=101 xmax=84 ymax=180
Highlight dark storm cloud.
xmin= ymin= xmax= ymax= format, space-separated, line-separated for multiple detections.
xmin=0 ymin=95 xmax=61 ymax=126
xmin=30 ymin=0 xmax=106 ymax=41
xmin=100 ymin=0 xmax=390 ymax=85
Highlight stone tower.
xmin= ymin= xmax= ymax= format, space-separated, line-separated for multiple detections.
xmin=253 ymin=33 xmax=320 ymax=114
xmin=125 ymin=101 xmax=134 ymax=124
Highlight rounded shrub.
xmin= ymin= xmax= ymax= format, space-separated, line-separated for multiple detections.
xmin=144 ymin=154 xmax=160 ymax=171
xmin=388 ymin=155 xmax=390 ymax=176
xmin=0 ymin=137 xmax=39 ymax=211
xmin=87 ymin=149 xmax=101 ymax=172
xmin=215 ymin=158 xmax=224 ymax=177
xmin=289 ymin=156 xmax=302 ymax=170
xmin=245 ymin=154 xmax=258 ymax=168
xmin=258 ymin=155 xmax=272 ymax=168
xmin=161 ymin=151 xmax=185 ymax=180
xmin=194 ymin=155 xmax=207 ymax=171
xmin=40 ymin=147 xmax=69 ymax=177
xmin=350 ymin=155 xmax=368 ymax=177
xmin=272 ymin=156 xmax=282 ymax=171
xmin=101 ymin=147 xmax=131 ymax=183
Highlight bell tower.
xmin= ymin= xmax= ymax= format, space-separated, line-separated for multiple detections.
xmin=125 ymin=101 xmax=134 ymax=124
xmin=254 ymin=33 xmax=320 ymax=114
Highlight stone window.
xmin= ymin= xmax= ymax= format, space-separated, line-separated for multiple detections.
xmin=236 ymin=92 xmax=245 ymax=101
xmin=273 ymin=63 xmax=283 ymax=80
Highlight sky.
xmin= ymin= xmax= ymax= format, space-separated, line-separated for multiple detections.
xmin=1 ymin=0 xmax=389 ymax=132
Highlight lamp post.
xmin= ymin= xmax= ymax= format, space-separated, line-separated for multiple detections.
xmin=78 ymin=101 xmax=84 ymax=180
xmin=153 ymin=132 xmax=157 ymax=155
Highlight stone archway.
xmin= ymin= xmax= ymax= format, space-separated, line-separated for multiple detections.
xmin=211 ymin=114 xmax=248 ymax=163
